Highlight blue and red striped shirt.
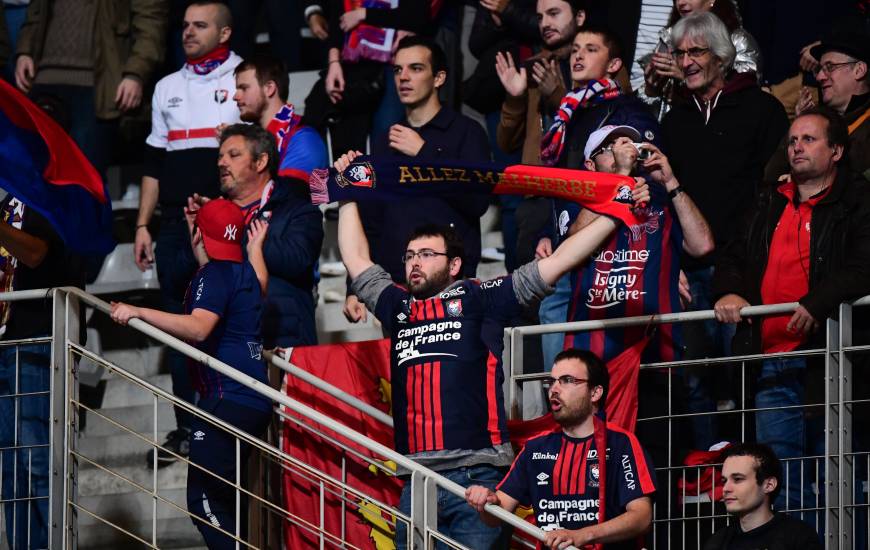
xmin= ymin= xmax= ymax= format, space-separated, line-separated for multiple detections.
xmin=565 ymin=184 xmax=683 ymax=363
xmin=498 ymin=426 xmax=656 ymax=546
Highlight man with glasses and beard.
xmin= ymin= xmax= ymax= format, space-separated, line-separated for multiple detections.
xmin=464 ymin=349 xmax=656 ymax=550
xmin=334 ymin=174 xmax=649 ymax=549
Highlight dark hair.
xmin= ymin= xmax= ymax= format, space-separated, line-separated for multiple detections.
xmin=666 ymin=0 xmax=742 ymax=31
xmin=406 ymin=224 xmax=464 ymax=263
xmin=722 ymin=443 xmax=782 ymax=503
xmin=552 ymin=349 xmax=609 ymax=407
xmin=395 ymin=35 xmax=448 ymax=77
xmin=219 ymin=123 xmax=279 ymax=178
xmin=795 ymin=107 xmax=849 ymax=150
xmin=575 ymin=23 xmax=624 ymax=63
xmin=566 ymin=0 xmax=588 ymax=13
xmin=235 ymin=55 xmax=289 ymax=102
xmin=188 ymin=1 xmax=233 ymax=28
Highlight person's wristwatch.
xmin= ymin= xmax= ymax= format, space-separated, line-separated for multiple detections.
xmin=668 ymin=186 xmax=684 ymax=200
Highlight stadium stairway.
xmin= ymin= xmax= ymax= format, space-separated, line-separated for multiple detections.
xmin=71 ymin=200 xmax=505 ymax=548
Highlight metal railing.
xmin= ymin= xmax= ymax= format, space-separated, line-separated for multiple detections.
xmin=29 ymin=286 xmax=564 ymax=550
xmin=505 ymin=299 xmax=870 ymax=550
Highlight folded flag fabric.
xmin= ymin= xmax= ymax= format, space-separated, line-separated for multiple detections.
xmin=309 ymin=157 xmax=642 ymax=229
xmin=0 ymin=78 xmax=114 ymax=255
xmin=341 ymin=0 xmax=398 ymax=64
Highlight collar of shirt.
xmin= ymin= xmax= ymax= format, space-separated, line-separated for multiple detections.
xmin=776 ymin=180 xmax=833 ymax=207
xmin=403 ymin=106 xmax=455 ymax=133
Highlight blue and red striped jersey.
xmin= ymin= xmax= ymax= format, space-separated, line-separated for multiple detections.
xmin=497 ymin=426 xmax=656 ymax=545
xmin=374 ymin=276 xmax=523 ymax=455
xmin=565 ymin=184 xmax=683 ymax=363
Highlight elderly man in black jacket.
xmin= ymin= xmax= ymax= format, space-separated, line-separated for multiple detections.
xmin=712 ymin=108 xmax=870 ymax=519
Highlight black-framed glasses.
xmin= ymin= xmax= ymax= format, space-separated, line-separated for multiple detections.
xmin=402 ymin=249 xmax=449 ymax=264
xmin=673 ymin=47 xmax=710 ymax=61
xmin=542 ymin=375 xmax=589 ymax=389
xmin=813 ymin=60 xmax=859 ymax=76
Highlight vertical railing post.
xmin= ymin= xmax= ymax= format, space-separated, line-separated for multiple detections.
xmin=510 ymin=328 xmax=524 ymax=420
xmin=408 ymin=471 xmax=425 ymax=549
xmin=825 ymin=316 xmax=841 ymax=549
xmin=423 ymin=476 xmax=439 ymax=549
xmin=839 ymin=303 xmax=854 ymax=548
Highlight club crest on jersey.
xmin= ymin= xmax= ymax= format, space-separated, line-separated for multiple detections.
xmin=446 ymin=299 xmax=462 ymax=317
xmin=613 ymin=185 xmax=634 ymax=204
xmin=337 ymin=162 xmax=375 ymax=189
xmin=214 ymin=89 xmax=229 ymax=103
xmin=588 ymin=463 xmax=600 ymax=488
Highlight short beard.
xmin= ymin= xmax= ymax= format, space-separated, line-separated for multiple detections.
xmin=553 ymin=396 xmax=593 ymax=428
xmin=408 ymin=265 xmax=452 ymax=299
xmin=239 ymin=110 xmax=259 ymax=123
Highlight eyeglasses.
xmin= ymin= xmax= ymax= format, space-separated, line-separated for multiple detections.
xmin=813 ymin=60 xmax=859 ymax=76
xmin=542 ymin=375 xmax=589 ymax=389
xmin=673 ymin=47 xmax=710 ymax=61
xmin=402 ymin=249 xmax=449 ymax=263
xmin=591 ymin=146 xmax=615 ymax=160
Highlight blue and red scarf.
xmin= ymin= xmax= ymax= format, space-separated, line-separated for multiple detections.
xmin=309 ymin=157 xmax=644 ymax=230
xmin=265 ymin=103 xmax=302 ymax=159
xmin=185 ymin=44 xmax=231 ymax=75
xmin=540 ymin=79 xmax=622 ymax=166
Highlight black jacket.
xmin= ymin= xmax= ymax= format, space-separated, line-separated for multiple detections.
xmin=662 ymin=73 xmax=789 ymax=269
xmin=712 ymin=169 xmax=870 ymax=352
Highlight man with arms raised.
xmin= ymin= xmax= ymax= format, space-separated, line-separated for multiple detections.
xmin=703 ymin=443 xmax=821 ymax=549
xmin=335 ymin=159 xmax=648 ymax=548
xmin=465 ymin=349 xmax=656 ymax=550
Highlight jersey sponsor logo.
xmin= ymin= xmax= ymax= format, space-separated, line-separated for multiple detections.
xmin=193 ymin=430 xmax=205 ymax=441
xmin=248 ymin=342 xmax=263 ymax=360
xmin=168 ymin=96 xmax=183 ymax=108
xmin=587 ymin=246 xmax=650 ymax=310
xmin=480 ymin=278 xmax=504 ymax=289
xmin=536 ymin=472 xmax=550 ymax=485
xmin=214 ymin=89 xmax=229 ymax=103
xmin=622 ymin=454 xmax=636 ymax=490
xmin=395 ymin=320 xmax=463 ymax=365
xmin=438 ymin=286 xmax=465 ymax=299
xmin=446 ymin=299 xmax=462 ymax=317
xmin=613 ymin=185 xmax=634 ymax=204
xmin=536 ymin=498 xmax=600 ymax=525
xmin=532 ymin=451 xmax=558 ymax=460
xmin=337 ymin=162 xmax=375 ymax=189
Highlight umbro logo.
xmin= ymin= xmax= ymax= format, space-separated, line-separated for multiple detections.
xmin=536 ymin=472 xmax=549 ymax=485
xmin=224 ymin=224 xmax=238 ymax=241
xmin=396 ymin=312 xmax=407 ymax=324
xmin=193 ymin=430 xmax=205 ymax=441
xmin=168 ymin=96 xmax=183 ymax=108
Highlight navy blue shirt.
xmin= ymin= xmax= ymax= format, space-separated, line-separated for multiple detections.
xmin=185 ymin=261 xmax=270 ymax=411
xmin=358 ymin=107 xmax=491 ymax=281
xmin=499 ymin=427 xmax=656 ymax=549
xmin=373 ymin=275 xmax=523 ymax=455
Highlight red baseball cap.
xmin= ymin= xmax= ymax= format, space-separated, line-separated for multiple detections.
xmin=196 ymin=198 xmax=244 ymax=263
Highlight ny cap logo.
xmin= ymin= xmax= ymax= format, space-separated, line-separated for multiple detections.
xmin=224 ymin=224 xmax=238 ymax=241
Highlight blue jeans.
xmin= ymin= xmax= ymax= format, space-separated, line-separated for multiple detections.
xmin=4 ymin=5 xmax=27 ymax=83
xmin=539 ymin=274 xmax=571 ymax=371
xmin=395 ymin=464 xmax=510 ymax=550
xmin=755 ymin=358 xmax=824 ymax=528
xmin=0 ymin=344 xmax=50 ymax=549
xmin=155 ymin=216 xmax=199 ymax=431
xmin=682 ymin=266 xmax=737 ymax=449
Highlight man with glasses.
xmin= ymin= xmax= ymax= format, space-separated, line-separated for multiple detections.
xmin=660 ymin=12 xmax=787 ymax=437
xmin=464 ymin=349 xmax=656 ymax=550
xmin=765 ymin=17 xmax=870 ymax=183
xmin=334 ymin=175 xmax=649 ymax=549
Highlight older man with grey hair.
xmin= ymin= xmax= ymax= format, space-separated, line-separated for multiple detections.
xmin=659 ymin=11 xmax=788 ymax=447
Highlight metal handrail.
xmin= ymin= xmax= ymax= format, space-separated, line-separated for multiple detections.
xmin=56 ymin=286 xmax=557 ymax=546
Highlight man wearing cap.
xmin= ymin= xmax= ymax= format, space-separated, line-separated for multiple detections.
xmin=111 ymin=198 xmax=271 ymax=549
xmin=765 ymin=16 xmax=870 ymax=183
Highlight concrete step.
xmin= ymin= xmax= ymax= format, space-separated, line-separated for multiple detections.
xmin=98 ymin=372 xmax=174 ymax=411
xmin=78 ymin=461 xmax=187 ymax=498
xmin=77 ymin=488 xmax=189 ymax=527
xmin=75 ymin=515 xmax=204 ymax=550
xmin=85 ymin=403 xmax=176 ymax=438
xmin=76 ymin=430 xmax=172 ymax=468
xmin=99 ymin=346 xmax=167 ymax=382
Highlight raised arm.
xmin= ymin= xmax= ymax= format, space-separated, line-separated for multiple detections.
xmin=335 ymin=150 xmax=375 ymax=279
xmin=537 ymin=215 xmax=617 ymax=286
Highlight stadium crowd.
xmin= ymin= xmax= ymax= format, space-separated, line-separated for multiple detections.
xmin=0 ymin=0 xmax=868 ymax=548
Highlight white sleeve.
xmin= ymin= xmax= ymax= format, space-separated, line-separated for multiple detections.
xmin=145 ymin=82 xmax=168 ymax=149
